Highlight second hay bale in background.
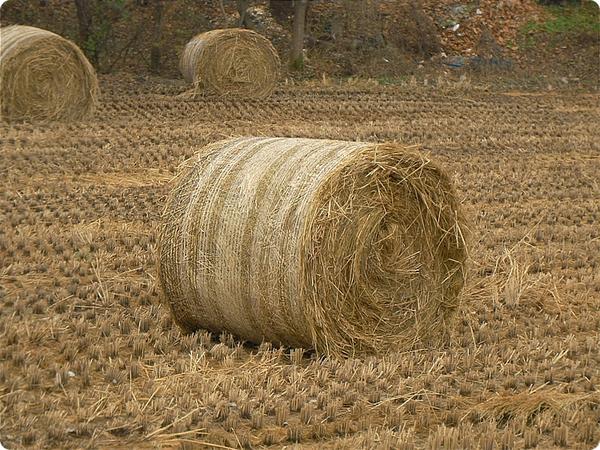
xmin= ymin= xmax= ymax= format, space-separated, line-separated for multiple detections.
xmin=179 ymin=28 xmax=280 ymax=99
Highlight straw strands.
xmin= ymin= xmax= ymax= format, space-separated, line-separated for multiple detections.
xmin=180 ymin=28 xmax=280 ymax=99
xmin=0 ymin=25 xmax=98 ymax=122
xmin=476 ymin=390 xmax=597 ymax=424
xmin=159 ymin=137 xmax=468 ymax=356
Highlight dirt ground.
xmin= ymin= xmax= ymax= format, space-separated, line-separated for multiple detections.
xmin=0 ymin=76 xmax=599 ymax=449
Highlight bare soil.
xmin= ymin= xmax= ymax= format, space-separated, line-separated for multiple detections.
xmin=0 ymin=77 xmax=599 ymax=449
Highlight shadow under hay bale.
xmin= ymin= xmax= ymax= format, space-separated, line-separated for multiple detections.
xmin=159 ymin=137 xmax=468 ymax=357
xmin=179 ymin=28 xmax=280 ymax=99
xmin=0 ymin=25 xmax=98 ymax=122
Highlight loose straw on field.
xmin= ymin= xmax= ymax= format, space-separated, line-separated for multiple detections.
xmin=180 ymin=28 xmax=280 ymax=99
xmin=0 ymin=25 xmax=98 ymax=122
xmin=159 ymin=137 xmax=468 ymax=357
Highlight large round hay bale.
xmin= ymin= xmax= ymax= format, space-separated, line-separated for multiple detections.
xmin=159 ymin=137 xmax=468 ymax=356
xmin=179 ymin=28 xmax=280 ymax=99
xmin=0 ymin=25 xmax=98 ymax=122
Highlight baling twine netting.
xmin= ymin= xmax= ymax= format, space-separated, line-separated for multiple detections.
xmin=159 ymin=137 xmax=468 ymax=356
xmin=180 ymin=28 xmax=280 ymax=99
xmin=0 ymin=25 xmax=98 ymax=122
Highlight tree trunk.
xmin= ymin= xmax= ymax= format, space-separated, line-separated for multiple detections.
xmin=290 ymin=0 xmax=308 ymax=70
xmin=150 ymin=0 xmax=164 ymax=74
xmin=74 ymin=0 xmax=96 ymax=65
xmin=237 ymin=0 xmax=250 ymax=28
xmin=74 ymin=0 xmax=92 ymax=44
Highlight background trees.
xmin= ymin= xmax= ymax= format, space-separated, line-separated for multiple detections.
xmin=73 ymin=0 xmax=312 ymax=73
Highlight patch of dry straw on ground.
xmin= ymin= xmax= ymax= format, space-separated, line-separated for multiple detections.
xmin=26 ymin=170 xmax=172 ymax=189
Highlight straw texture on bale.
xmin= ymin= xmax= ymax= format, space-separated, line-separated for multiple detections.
xmin=159 ymin=137 xmax=468 ymax=356
xmin=180 ymin=28 xmax=279 ymax=99
xmin=0 ymin=25 xmax=98 ymax=122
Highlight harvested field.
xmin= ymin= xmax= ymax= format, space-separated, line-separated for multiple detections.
xmin=0 ymin=77 xmax=599 ymax=449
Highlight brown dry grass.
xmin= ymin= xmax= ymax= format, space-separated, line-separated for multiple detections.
xmin=0 ymin=76 xmax=598 ymax=449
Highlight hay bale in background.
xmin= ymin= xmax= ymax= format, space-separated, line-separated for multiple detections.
xmin=180 ymin=28 xmax=280 ymax=99
xmin=159 ymin=137 xmax=468 ymax=356
xmin=0 ymin=25 xmax=98 ymax=122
